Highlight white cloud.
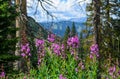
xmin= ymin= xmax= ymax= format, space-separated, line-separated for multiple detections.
xmin=27 ymin=0 xmax=89 ymax=22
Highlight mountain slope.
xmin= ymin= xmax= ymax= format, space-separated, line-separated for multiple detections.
xmin=40 ymin=21 xmax=86 ymax=37
xmin=27 ymin=17 xmax=48 ymax=39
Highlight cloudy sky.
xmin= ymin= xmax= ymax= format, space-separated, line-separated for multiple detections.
xmin=27 ymin=0 xmax=90 ymax=22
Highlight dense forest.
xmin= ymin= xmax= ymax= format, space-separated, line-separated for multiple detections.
xmin=0 ymin=0 xmax=120 ymax=79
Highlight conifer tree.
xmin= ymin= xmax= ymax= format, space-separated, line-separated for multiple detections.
xmin=78 ymin=32 xmax=84 ymax=58
xmin=63 ymin=26 xmax=70 ymax=41
xmin=71 ymin=22 xmax=76 ymax=37
xmin=100 ymin=0 xmax=120 ymax=57
xmin=63 ymin=26 xmax=70 ymax=51
xmin=0 ymin=0 xmax=19 ymax=73
xmin=85 ymin=0 xmax=120 ymax=75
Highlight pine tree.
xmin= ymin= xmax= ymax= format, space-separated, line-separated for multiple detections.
xmin=63 ymin=26 xmax=70 ymax=51
xmin=78 ymin=32 xmax=84 ymax=59
xmin=110 ymin=0 xmax=120 ymax=54
xmin=71 ymin=22 xmax=76 ymax=37
xmin=99 ymin=0 xmax=120 ymax=58
xmin=0 ymin=0 xmax=19 ymax=73
xmin=84 ymin=0 xmax=120 ymax=76
xmin=63 ymin=26 xmax=70 ymax=41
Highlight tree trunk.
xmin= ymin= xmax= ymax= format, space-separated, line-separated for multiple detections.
xmin=93 ymin=0 xmax=101 ymax=78
xmin=14 ymin=0 xmax=27 ymax=71
xmin=93 ymin=0 xmax=100 ymax=45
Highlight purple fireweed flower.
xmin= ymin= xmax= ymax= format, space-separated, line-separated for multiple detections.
xmin=67 ymin=38 xmax=73 ymax=46
xmin=118 ymin=70 xmax=120 ymax=75
xmin=0 ymin=71 xmax=5 ymax=77
xmin=75 ymin=55 xmax=79 ymax=60
xmin=52 ymin=43 xmax=61 ymax=56
xmin=90 ymin=54 xmax=94 ymax=59
xmin=21 ymin=43 xmax=31 ymax=57
xmin=61 ymin=44 xmax=67 ymax=58
xmin=78 ymin=61 xmax=85 ymax=70
xmin=23 ymin=76 xmax=26 ymax=79
xmin=61 ymin=44 xmax=64 ymax=52
xmin=59 ymin=74 xmax=66 ymax=79
xmin=35 ymin=39 xmax=45 ymax=66
xmin=37 ymin=50 xmax=45 ymax=64
xmin=70 ymin=49 xmax=74 ymax=55
xmin=21 ymin=53 xmax=26 ymax=57
xmin=35 ymin=39 xmax=44 ymax=49
xmin=21 ymin=43 xmax=30 ymax=53
xmin=90 ymin=44 xmax=98 ymax=52
xmin=38 ymin=59 xmax=41 ymax=65
xmin=28 ymin=53 xmax=31 ymax=56
xmin=106 ymin=77 xmax=109 ymax=79
xmin=59 ymin=74 xmax=63 ymax=79
xmin=81 ymin=65 xmax=85 ymax=70
xmin=67 ymin=36 xmax=79 ymax=48
xmin=71 ymin=36 xmax=79 ymax=48
xmin=47 ymin=34 xmax=55 ymax=42
xmin=90 ymin=44 xmax=99 ymax=55
xmin=75 ymin=68 xmax=78 ymax=72
xmin=109 ymin=65 xmax=116 ymax=76
xmin=21 ymin=45 xmax=26 ymax=52
xmin=90 ymin=44 xmax=99 ymax=59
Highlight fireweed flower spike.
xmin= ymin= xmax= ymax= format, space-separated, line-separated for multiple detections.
xmin=61 ymin=44 xmax=65 ymax=52
xmin=59 ymin=74 xmax=63 ymax=79
xmin=109 ymin=65 xmax=116 ymax=76
xmin=21 ymin=53 xmax=26 ymax=57
xmin=90 ymin=44 xmax=99 ymax=59
xmin=75 ymin=62 xmax=85 ymax=72
xmin=0 ymin=71 xmax=5 ymax=78
xmin=75 ymin=68 xmax=78 ymax=72
xmin=35 ymin=39 xmax=44 ymax=50
xmin=61 ymin=44 xmax=66 ymax=58
xmin=35 ymin=39 xmax=45 ymax=66
xmin=67 ymin=36 xmax=79 ymax=60
xmin=118 ymin=70 xmax=120 ymax=75
xmin=52 ymin=43 xmax=61 ymax=56
xmin=47 ymin=34 xmax=55 ymax=42
xmin=21 ymin=43 xmax=31 ymax=57
xmin=78 ymin=61 xmax=85 ymax=70
xmin=59 ymin=74 xmax=66 ymax=79
xmin=20 ymin=43 xmax=31 ymax=71
xmin=67 ymin=36 xmax=79 ymax=48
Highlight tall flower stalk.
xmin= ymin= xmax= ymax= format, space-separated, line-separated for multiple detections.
xmin=47 ymin=34 xmax=55 ymax=43
xmin=0 ymin=64 xmax=5 ymax=78
xmin=21 ymin=43 xmax=31 ymax=72
xmin=90 ymin=44 xmax=99 ymax=59
xmin=67 ymin=36 xmax=79 ymax=60
xmin=35 ymin=39 xmax=45 ymax=67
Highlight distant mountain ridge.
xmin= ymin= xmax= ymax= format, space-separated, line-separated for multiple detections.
xmin=69 ymin=17 xmax=87 ymax=23
xmin=27 ymin=17 xmax=62 ymax=39
xmin=40 ymin=21 xmax=86 ymax=37
xmin=27 ymin=16 xmax=86 ymax=38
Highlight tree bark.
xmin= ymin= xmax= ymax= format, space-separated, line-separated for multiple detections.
xmin=14 ymin=0 xmax=27 ymax=71
xmin=93 ymin=0 xmax=101 ymax=79
xmin=93 ymin=0 xmax=100 ymax=45
xmin=93 ymin=0 xmax=101 ymax=51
